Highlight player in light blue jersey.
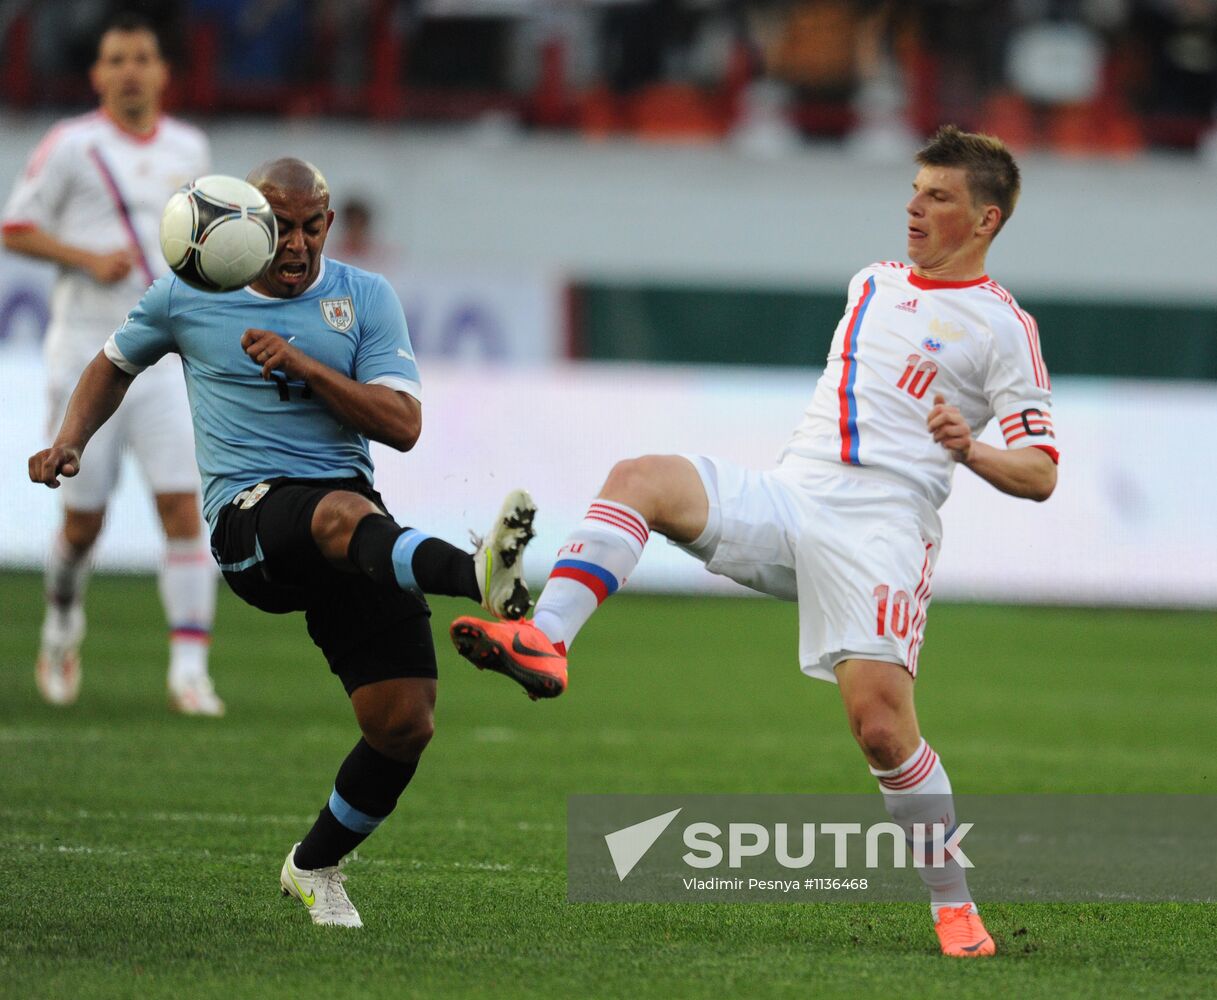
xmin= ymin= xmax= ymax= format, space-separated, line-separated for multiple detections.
xmin=105 ymin=213 xmax=420 ymax=530
xmin=28 ymin=158 xmax=545 ymax=928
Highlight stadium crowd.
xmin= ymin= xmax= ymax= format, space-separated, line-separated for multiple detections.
xmin=1 ymin=1 xmax=1214 ymax=155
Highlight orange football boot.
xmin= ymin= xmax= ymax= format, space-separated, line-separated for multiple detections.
xmin=450 ymin=617 xmax=567 ymax=699
xmin=934 ymin=904 xmax=996 ymax=957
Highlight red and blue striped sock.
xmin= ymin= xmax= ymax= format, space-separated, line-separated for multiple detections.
xmin=532 ymin=500 xmax=649 ymax=652
xmin=870 ymin=739 xmax=974 ymax=917
xmin=161 ymin=536 xmax=216 ymax=685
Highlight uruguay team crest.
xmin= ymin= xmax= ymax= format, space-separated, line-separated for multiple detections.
xmin=320 ymin=297 xmax=355 ymax=332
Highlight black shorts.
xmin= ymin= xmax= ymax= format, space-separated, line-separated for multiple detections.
xmin=209 ymin=476 xmax=437 ymax=694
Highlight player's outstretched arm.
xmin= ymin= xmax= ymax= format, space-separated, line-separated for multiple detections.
xmin=28 ymin=352 xmax=135 ymax=488
xmin=3 ymin=226 xmax=133 ymax=284
xmin=927 ymin=394 xmax=1057 ymax=502
xmin=241 ymin=328 xmax=421 ymax=451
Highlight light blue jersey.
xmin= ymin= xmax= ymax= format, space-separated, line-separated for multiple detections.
xmin=105 ymin=257 xmax=421 ymax=528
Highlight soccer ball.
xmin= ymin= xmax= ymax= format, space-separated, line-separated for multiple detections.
xmin=159 ymin=175 xmax=277 ymax=292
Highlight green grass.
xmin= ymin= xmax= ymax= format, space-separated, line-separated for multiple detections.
xmin=0 ymin=570 xmax=1213 ymax=999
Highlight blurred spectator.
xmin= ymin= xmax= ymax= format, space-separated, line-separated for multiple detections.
xmin=315 ymin=0 xmax=376 ymax=94
xmin=599 ymin=0 xmax=697 ymax=95
xmin=1132 ymin=0 xmax=1217 ymax=146
xmin=912 ymin=0 xmax=1015 ymax=129
xmin=1 ymin=0 xmax=1214 ymax=156
xmin=406 ymin=11 xmax=511 ymax=90
xmin=1003 ymin=8 xmax=1111 ymax=153
xmin=767 ymin=0 xmax=863 ymax=103
xmin=1007 ymin=18 xmax=1105 ymax=106
xmin=191 ymin=0 xmax=309 ymax=85
xmin=844 ymin=2 xmax=921 ymax=161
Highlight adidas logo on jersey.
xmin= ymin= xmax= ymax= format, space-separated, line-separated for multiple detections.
xmin=897 ymin=298 xmax=918 ymax=313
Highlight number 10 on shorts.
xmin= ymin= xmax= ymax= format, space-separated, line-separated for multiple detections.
xmin=872 ymin=584 xmax=911 ymax=639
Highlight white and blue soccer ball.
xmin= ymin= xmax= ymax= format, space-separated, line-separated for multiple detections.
xmin=160 ymin=175 xmax=277 ymax=292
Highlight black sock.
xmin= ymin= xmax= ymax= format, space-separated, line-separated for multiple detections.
xmin=294 ymin=738 xmax=420 ymax=870
xmin=347 ymin=514 xmax=478 ymax=600
xmin=411 ymin=537 xmax=479 ymax=600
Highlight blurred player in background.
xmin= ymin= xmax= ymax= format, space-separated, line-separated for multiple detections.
xmin=29 ymin=157 xmax=536 ymax=929
xmin=331 ymin=195 xmax=403 ymax=275
xmin=452 ymin=126 xmax=1058 ymax=958
xmin=2 ymin=13 xmax=222 ymax=715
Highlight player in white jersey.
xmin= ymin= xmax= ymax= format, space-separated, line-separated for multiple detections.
xmin=2 ymin=14 xmax=222 ymax=715
xmin=449 ymin=126 xmax=1058 ymax=958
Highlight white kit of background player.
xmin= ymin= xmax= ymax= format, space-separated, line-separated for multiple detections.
xmin=2 ymin=17 xmax=223 ymax=714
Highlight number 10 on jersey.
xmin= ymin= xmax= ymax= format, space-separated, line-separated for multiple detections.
xmin=897 ymin=354 xmax=938 ymax=399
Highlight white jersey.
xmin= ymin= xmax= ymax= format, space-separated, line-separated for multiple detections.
xmin=2 ymin=110 xmax=209 ymax=373
xmin=780 ymin=261 xmax=1056 ymax=509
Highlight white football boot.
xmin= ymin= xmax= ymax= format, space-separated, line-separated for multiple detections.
xmin=35 ymin=603 xmax=85 ymax=706
xmin=473 ymin=489 xmax=536 ymax=620
xmin=167 ymin=674 xmax=226 ymax=717
xmin=280 ymin=844 xmax=363 ymax=928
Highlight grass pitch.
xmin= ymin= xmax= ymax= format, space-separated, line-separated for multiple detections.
xmin=0 ymin=570 xmax=1213 ymax=999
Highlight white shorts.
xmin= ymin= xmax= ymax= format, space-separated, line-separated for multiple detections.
xmin=46 ymin=355 xmax=201 ymax=512
xmin=681 ymin=455 xmax=943 ymax=683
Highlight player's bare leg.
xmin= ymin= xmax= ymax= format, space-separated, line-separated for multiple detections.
xmin=36 ymin=507 xmax=104 ymax=706
xmin=156 ymin=491 xmax=223 ymax=716
xmin=598 ymin=455 xmax=709 ymax=544
xmin=836 ymin=659 xmax=994 ymax=957
xmin=835 ymin=659 xmax=922 ymax=771
xmin=451 ymin=455 xmax=709 ymax=697
xmin=311 ymin=491 xmax=393 ymax=565
xmin=282 ymin=677 xmax=436 ymax=927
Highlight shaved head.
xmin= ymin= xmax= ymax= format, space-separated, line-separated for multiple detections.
xmin=246 ymin=158 xmax=329 ymax=207
xmin=246 ymin=158 xmax=334 ymax=298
